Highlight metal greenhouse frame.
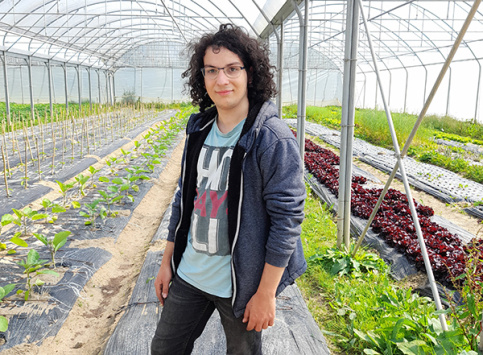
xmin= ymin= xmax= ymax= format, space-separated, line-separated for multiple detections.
xmin=1 ymin=0 xmax=482 ymax=335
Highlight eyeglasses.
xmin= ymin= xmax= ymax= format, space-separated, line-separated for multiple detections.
xmin=201 ymin=66 xmax=245 ymax=80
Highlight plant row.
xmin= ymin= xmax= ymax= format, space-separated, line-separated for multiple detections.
xmin=0 ymin=107 xmax=193 ymax=333
xmin=287 ymin=105 xmax=483 ymax=185
xmin=0 ymin=105 xmax=163 ymax=197
xmin=301 ymin=134 xmax=483 ymax=288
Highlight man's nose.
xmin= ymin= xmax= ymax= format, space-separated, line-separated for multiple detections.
xmin=216 ymin=69 xmax=230 ymax=84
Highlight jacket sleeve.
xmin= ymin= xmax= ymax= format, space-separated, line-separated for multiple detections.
xmin=260 ymin=134 xmax=306 ymax=268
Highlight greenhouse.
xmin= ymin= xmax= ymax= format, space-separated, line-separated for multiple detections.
xmin=0 ymin=0 xmax=482 ymax=354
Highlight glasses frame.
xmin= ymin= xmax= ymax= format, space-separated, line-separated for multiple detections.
xmin=201 ymin=66 xmax=246 ymax=80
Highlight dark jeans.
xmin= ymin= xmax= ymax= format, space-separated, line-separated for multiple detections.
xmin=151 ymin=275 xmax=262 ymax=355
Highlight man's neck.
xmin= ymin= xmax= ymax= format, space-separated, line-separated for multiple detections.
xmin=216 ymin=105 xmax=249 ymax=134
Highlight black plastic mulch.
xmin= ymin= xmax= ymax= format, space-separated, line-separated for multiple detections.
xmin=0 ymin=247 xmax=112 ymax=350
xmin=463 ymin=206 xmax=483 ymax=220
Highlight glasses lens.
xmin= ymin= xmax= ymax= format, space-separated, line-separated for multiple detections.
xmin=224 ymin=66 xmax=240 ymax=78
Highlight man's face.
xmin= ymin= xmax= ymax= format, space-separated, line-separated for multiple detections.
xmin=203 ymin=46 xmax=249 ymax=114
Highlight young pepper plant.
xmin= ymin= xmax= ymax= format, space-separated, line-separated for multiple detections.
xmin=8 ymin=207 xmax=48 ymax=237
xmin=0 ymin=283 xmax=15 ymax=332
xmin=17 ymin=249 xmax=58 ymax=301
xmin=79 ymin=199 xmax=107 ymax=226
xmin=33 ymin=231 xmax=71 ymax=268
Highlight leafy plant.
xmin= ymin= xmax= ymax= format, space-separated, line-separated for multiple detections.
xmin=79 ymin=199 xmax=107 ymax=225
xmin=74 ymin=174 xmax=90 ymax=198
xmin=33 ymin=231 xmax=71 ymax=268
xmin=308 ymin=244 xmax=388 ymax=278
xmin=7 ymin=207 xmax=48 ymax=237
xmin=17 ymin=249 xmax=58 ymax=300
xmin=0 ymin=283 xmax=15 ymax=332
xmin=40 ymin=198 xmax=67 ymax=224
xmin=55 ymin=180 xmax=76 ymax=207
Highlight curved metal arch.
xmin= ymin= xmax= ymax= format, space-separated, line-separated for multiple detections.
xmin=15 ymin=0 xmax=210 ymax=62
xmin=97 ymin=33 xmax=187 ymax=63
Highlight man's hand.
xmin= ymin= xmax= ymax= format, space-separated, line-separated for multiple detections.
xmin=242 ymin=263 xmax=285 ymax=332
xmin=154 ymin=241 xmax=174 ymax=306
xmin=242 ymin=290 xmax=276 ymax=332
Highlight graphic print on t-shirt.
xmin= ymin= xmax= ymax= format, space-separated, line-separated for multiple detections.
xmin=190 ymin=144 xmax=232 ymax=256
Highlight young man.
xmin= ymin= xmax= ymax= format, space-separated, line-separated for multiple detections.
xmin=151 ymin=24 xmax=306 ymax=355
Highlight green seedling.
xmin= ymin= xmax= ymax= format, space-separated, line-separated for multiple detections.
xmin=17 ymin=249 xmax=58 ymax=300
xmin=79 ymin=199 xmax=107 ymax=225
xmin=56 ymin=180 xmax=76 ymax=207
xmin=110 ymin=172 xmax=148 ymax=202
xmin=0 ymin=283 xmax=15 ymax=332
xmin=6 ymin=207 xmax=48 ymax=237
xmin=97 ymin=188 xmax=123 ymax=216
xmin=20 ymin=176 xmax=30 ymax=188
xmin=40 ymin=198 xmax=67 ymax=224
xmin=88 ymin=166 xmax=100 ymax=189
xmin=0 ymin=214 xmax=14 ymax=250
xmin=33 ymin=230 xmax=71 ymax=268
xmin=0 ymin=283 xmax=16 ymax=301
xmin=141 ymin=152 xmax=161 ymax=171
xmin=74 ymin=174 xmax=90 ymax=197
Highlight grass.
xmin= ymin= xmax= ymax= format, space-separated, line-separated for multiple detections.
xmin=285 ymin=105 xmax=483 ymax=185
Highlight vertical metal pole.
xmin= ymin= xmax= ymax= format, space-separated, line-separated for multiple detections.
xmin=77 ymin=65 xmax=82 ymax=114
xmin=63 ymin=64 xmax=69 ymax=114
xmin=291 ymin=0 xmax=309 ymax=159
xmin=277 ymin=22 xmax=284 ymax=119
xmin=97 ymin=69 xmax=102 ymax=104
xmin=446 ymin=66 xmax=452 ymax=116
xmin=47 ymin=60 xmax=53 ymax=118
xmin=27 ymin=57 xmax=35 ymax=120
xmin=112 ymin=72 xmax=116 ymax=105
xmin=2 ymin=52 xmax=11 ymax=127
xmin=105 ymin=71 xmax=109 ymax=106
xmin=475 ymin=60 xmax=481 ymax=121
xmin=337 ymin=0 xmax=360 ymax=249
xmin=88 ymin=67 xmax=92 ymax=111
xmin=404 ymin=67 xmax=409 ymax=113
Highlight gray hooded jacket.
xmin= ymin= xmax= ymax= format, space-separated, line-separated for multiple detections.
xmin=167 ymin=100 xmax=306 ymax=317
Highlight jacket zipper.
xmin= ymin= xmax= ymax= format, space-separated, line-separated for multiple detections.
xmin=231 ymin=151 xmax=247 ymax=307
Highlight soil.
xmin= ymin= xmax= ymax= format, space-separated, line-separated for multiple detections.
xmin=1 ymin=132 xmax=481 ymax=354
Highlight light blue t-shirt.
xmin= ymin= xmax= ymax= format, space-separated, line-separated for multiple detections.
xmin=177 ymin=118 xmax=245 ymax=297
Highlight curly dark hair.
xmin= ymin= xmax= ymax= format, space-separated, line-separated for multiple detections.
xmin=182 ymin=23 xmax=277 ymax=112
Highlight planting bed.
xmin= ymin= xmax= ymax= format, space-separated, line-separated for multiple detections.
xmin=286 ymin=119 xmax=483 ymax=205
xmin=295 ymin=129 xmax=482 ymax=296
